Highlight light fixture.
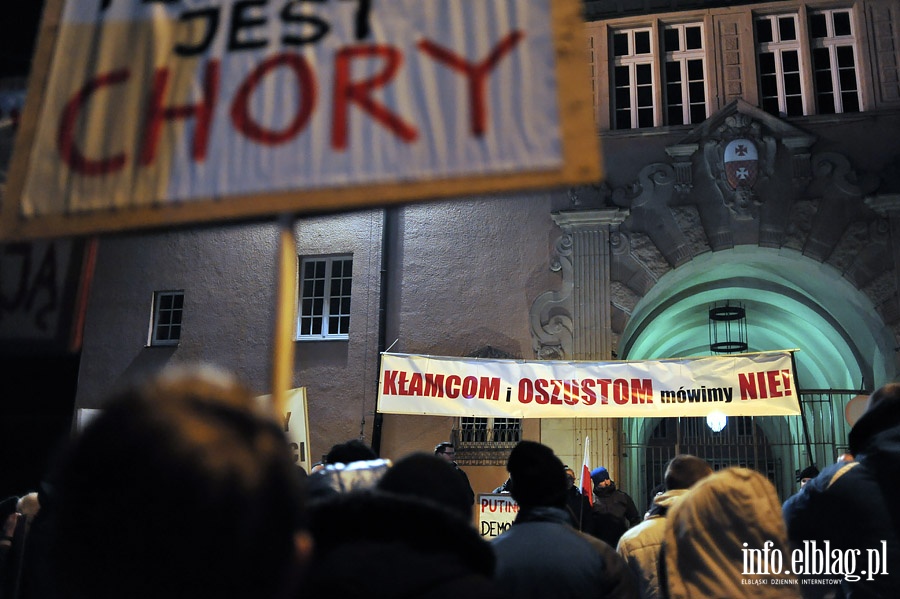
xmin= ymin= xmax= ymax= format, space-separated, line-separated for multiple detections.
xmin=706 ymin=301 xmax=748 ymax=431
xmin=706 ymin=411 xmax=727 ymax=433
xmin=708 ymin=301 xmax=748 ymax=353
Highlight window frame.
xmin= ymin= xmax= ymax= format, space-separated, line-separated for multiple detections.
xmin=608 ymin=20 xmax=710 ymax=131
xmin=611 ymin=26 xmax=659 ymax=130
xmin=662 ymin=22 xmax=709 ymax=126
xmin=148 ymin=289 xmax=184 ymax=347
xmin=808 ymin=7 xmax=861 ymax=115
xmin=755 ymin=12 xmax=810 ymax=117
xmin=296 ymin=255 xmax=353 ymax=341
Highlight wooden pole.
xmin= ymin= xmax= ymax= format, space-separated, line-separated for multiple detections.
xmin=271 ymin=215 xmax=297 ymax=417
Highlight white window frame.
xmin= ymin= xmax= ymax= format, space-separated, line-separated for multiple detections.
xmin=148 ymin=290 xmax=184 ymax=347
xmin=809 ymin=8 xmax=861 ymax=114
xmin=755 ymin=13 xmax=809 ymax=117
xmin=296 ymin=255 xmax=352 ymax=341
xmin=662 ymin=22 xmax=709 ymax=126
xmin=611 ymin=27 xmax=658 ymax=129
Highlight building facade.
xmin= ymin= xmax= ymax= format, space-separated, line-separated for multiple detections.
xmin=6 ymin=0 xmax=898 ymax=502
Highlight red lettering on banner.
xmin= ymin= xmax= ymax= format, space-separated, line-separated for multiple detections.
xmin=231 ymin=53 xmax=317 ymax=144
xmin=424 ymin=373 xmax=444 ymax=397
xmin=581 ymin=380 xmax=596 ymax=405
xmin=56 ymin=30 xmax=524 ymax=176
xmin=631 ymin=378 xmax=653 ymax=403
xmin=596 ymin=379 xmax=611 ymax=405
xmin=564 ymin=381 xmax=579 ymax=405
xmin=613 ymin=379 xmax=629 ymax=405
xmin=382 ymin=369 xmax=398 ymax=394
xmin=140 ymin=60 xmax=219 ymax=166
xmin=534 ymin=379 xmax=550 ymax=405
xmin=518 ymin=378 xmax=533 ymax=403
xmin=549 ymin=380 xmax=563 ymax=405
xmin=407 ymin=372 xmax=423 ymax=395
xmin=739 ymin=369 xmax=793 ymax=400
xmin=417 ymin=31 xmax=524 ymax=136
xmin=396 ymin=370 xmax=410 ymax=394
xmin=480 ymin=377 xmax=500 ymax=401
xmin=445 ymin=375 xmax=461 ymax=399
xmin=332 ymin=44 xmax=418 ymax=150
xmin=58 ymin=69 xmax=130 ymax=175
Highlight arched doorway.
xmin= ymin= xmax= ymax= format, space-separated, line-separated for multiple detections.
xmin=618 ymin=247 xmax=889 ymax=500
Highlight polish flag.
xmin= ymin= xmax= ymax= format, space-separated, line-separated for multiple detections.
xmin=580 ymin=437 xmax=593 ymax=505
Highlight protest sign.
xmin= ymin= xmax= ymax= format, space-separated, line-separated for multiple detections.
xmin=378 ymin=350 xmax=801 ymax=418
xmin=478 ymin=493 xmax=518 ymax=539
xmin=2 ymin=0 xmax=601 ymax=240
xmin=257 ymin=386 xmax=312 ymax=472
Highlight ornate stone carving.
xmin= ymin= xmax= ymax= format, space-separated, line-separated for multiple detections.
xmin=530 ymin=234 xmax=574 ymax=360
xmin=703 ymin=114 xmax=776 ymax=220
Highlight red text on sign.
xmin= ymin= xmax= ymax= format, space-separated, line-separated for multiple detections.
xmin=57 ymin=33 xmax=524 ymax=175
xmin=738 ymin=369 xmax=793 ymax=400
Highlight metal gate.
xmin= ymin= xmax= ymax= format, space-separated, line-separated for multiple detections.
xmin=621 ymin=389 xmax=865 ymax=509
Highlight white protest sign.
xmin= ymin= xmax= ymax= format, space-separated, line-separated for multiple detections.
xmin=258 ymin=387 xmax=312 ymax=473
xmin=478 ymin=493 xmax=519 ymax=539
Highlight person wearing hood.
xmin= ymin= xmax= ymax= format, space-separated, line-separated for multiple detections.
xmin=591 ymin=466 xmax=641 ymax=545
xmin=783 ymin=382 xmax=900 ymax=598
xmin=491 ymin=441 xmax=637 ymax=599
xmin=616 ymin=455 xmax=712 ymax=599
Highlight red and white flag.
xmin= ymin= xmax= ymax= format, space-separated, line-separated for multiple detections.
xmin=580 ymin=437 xmax=593 ymax=505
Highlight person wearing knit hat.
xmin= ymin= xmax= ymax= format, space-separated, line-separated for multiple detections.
xmin=783 ymin=382 xmax=900 ymax=598
xmin=589 ymin=465 xmax=640 ymax=547
xmin=491 ymin=441 xmax=637 ymax=599
xmin=591 ymin=466 xmax=611 ymax=483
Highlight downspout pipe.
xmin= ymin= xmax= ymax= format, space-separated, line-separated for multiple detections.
xmin=370 ymin=206 xmax=397 ymax=455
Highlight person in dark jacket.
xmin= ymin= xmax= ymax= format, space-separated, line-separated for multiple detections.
xmin=783 ymin=382 xmax=900 ymax=599
xmin=302 ymin=490 xmax=505 ymax=598
xmin=435 ymin=442 xmax=475 ymax=506
xmin=491 ymin=441 xmax=637 ymax=599
xmin=591 ymin=466 xmax=640 ymax=545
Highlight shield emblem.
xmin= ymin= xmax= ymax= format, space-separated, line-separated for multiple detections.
xmin=724 ymin=139 xmax=758 ymax=189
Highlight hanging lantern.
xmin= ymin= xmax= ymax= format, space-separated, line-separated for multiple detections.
xmin=708 ymin=301 xmax=748 ymax=353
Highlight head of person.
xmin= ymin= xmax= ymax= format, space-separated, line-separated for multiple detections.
xmin=591 ymin=466 xmax=612 ymax=488
xmin=663 ymin=467 xmax=797 ymax=596
xmin=796 ymin=465 xmax=819 ymax=487
xmin=564 ymin=466 xmax=576 ymax=488
xmin=848 ymin=383 xmax=900 ymax=456
xmin=324 ymin=439 xmax=377 ymax=465
xmin=49 ymin=364 xmax=311 ymax=599
xmin=505 ymin=441 xmax=568 ymax=510
xmin=377 ymin=452 xmax=473 ymax=520
xmin=664 ymin=454 xmax=713 ymax=491
xmin=434 ymin=441 xmax=456 ymax=462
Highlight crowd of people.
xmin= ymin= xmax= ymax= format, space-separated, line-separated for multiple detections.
xmin=0 ymin=365 xmax=897 ymax=599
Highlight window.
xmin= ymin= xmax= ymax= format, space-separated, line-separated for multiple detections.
xmin=611 ymin=23 xmax=708 ymax=130
xmin=612 ymin=28 xmax=656 ymax=129
xmin=810 ymin=8 xmax=860 ymax=114
xmin=297 ymin=256 xmax=352 ymax=340
xmin=454 ymin=416 xmax=522 ymax=464
xmin=756 ymin=14 xmax=806 ymax=117
xmin=149 ymin=290 xmax=184 ymax=346
xmin=663 ymin=24 xmax=707 ymax=125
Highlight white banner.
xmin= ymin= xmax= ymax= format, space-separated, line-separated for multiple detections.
xmin=377 ymin=351 xmax=801 ymax=418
